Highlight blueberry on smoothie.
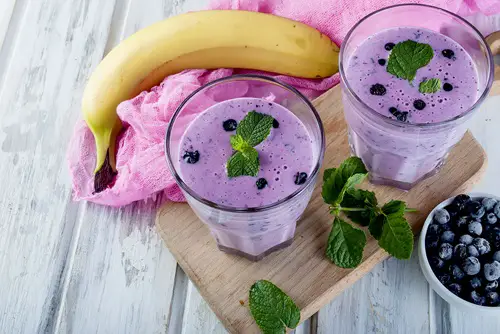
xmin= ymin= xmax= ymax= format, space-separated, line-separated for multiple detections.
xmin=442 ymin=49 xmax=455 ymax=59
xmin=378 ymin=58 xmax=386 ymax=66
xmin=384 ymin=42 xmax=395 ymax=51
xmin=223 ymin=119 xmax=238 ymax=131
xmin=443 ymin=83 xmax=453 ymax=91
xmin=294 ymin=172 xmax=308 ymax=185
xmin=183 ymin=150 xmax=200 ymax=164
xmin=369 ymin=84 xmax=386 ymax=96
xmin=256 ymin=178 xmax=268 ymax=190
xmin=413 ymin=99 xmax=426 ymax=110
xmin=272 ymin=119 xmax=280 ymax=129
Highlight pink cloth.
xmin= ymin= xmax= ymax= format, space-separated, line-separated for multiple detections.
xmin=68 ymin=0 xmax=500 ymax=207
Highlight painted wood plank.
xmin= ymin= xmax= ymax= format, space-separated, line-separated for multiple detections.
xmin=0 ymin=0 xmax=16 ymax=50
xmin=0 ymin=0 xmax=116 ymax=332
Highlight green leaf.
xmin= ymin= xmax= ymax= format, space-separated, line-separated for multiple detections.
xmin=322 ymin=157 xmax=368 ymax=205
xmin=378 ymin=215 xmax=414 ymax=260
xmin=323 ymin=168 xmax=336 ymax=182
xmin=249 ymin=280 xmax=300 ymax=334
xmin=236 ymin=111 xmax=275 ymax=147
xmin=387 ymin=40 xmax=434 ymax=82
xmin=369 ymin=215 xmax=385 ymax=240
xmin=326 ymin=217 xmax=367 ymax=268
xmin=382 ymin=200 xmax=406 ymax=217
xmin=419 ymin=78 xmax=441 ymax=93
xmin=230 ymin=134 xmax=251 ymax=152
xmin=226 ymin=148 xmax=259 ymax=177
xmin=341 ymin=189 xmax=378 ymax=226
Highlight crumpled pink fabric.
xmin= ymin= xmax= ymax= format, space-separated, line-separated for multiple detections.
xmin=68 ymin=0 xmax=500 ymax=207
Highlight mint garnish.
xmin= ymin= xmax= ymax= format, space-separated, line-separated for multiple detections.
xmin=322 ymin=157 xmax=416 ymax=268
xmin=226 ymin=111 xmax=274 ymax=177
xmin=387 ymin=40 xmax=434 ymax=82
xmin=419 ymin=78 xmax=441 ymax=93
xmin=249 ymin=280 xmax=300 ymax=334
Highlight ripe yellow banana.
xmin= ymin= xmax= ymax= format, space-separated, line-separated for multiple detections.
xmin=82 ymin=10 xmax=339 ymax=190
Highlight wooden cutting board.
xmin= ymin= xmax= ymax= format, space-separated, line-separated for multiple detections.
xmin=156 ymin=78 xmax=497 ymax=333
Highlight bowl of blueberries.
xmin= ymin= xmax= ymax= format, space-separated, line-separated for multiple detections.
xmin=419 ymin=193 xmax=500 ymax=313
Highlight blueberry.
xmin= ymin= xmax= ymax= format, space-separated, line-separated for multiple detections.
xmin=440 ymin=222 xmax=452 ymax=231
xmin=485 ymin=227 xmax=500 ymax=249
xmin=294 ymin=172 xmax=308 ymax=185
xmin=468 ymin=221 xmax=483 ymax=236
xmin=385 ymin=42 xmax=395 ymax=51
xmin=443 ymin=83 xmax=453 ymax=92
xmin=473 ymin=238 xmax=490 ymax=255
xmin=467 ymin=245 xmax=480 ymax=257
xmin=447 ymin=283 xmax=462 ymax=296
xmin=393 ymin=111 xmax=408 ymax=122
xmin=493 ymin=251 xmax=500 ymax=262
xmin=484 ymin=280 xmax=498 ymax=292
xmin=182 ymin=150 xmax=200 ymax=164
xmin=459 ymin=234 xmax=473 ymax=245
xmin=466 ymin=201 xmax=485 ymax=219
xmin=434 ymin=209 xmax=450 ymax=224
xmin=469 ymin=277 xmax=482 ymax=290
xmin=454 ymin=216 xmax=469 ymax=231
xmin=426 ymin=234 xmax=440 ymax=249
xmin=463 ymin=257 xmax=481 ymax=275
xmin=482 ymin=198 xmax=498 ymax=211
xmin=256 ymin=178 xmax=268 ymax=190
xmin=469 ymin=290 xmax=486 ymax=305
xmin=428 ymin=224 xmax=440 ymax=236
xmin=370 ymin=83 xmax=386 ymax=96
xmin=486 ymin=291 xmax=500 ymax=306
xmin=272 ymin=119 xmax=279 ymax=129
xmin=429 ymin=255 xmax=445 ymax=270
xmin=451 ymin=264 xmax=466 ymax=281
xmin=389 ymin=107 xmax=398 ymax=114
xmin=413 ymin=99 xmax=426 ymax=110
xmin=378 ymin=58 xmax=386 ymax=66
xmin=452 ymin=194 xmax=471 ymax=211
xmin=454 ymin=244 xmax=467 ymax=260
xmin=445 ymin=204 xmax=460 ymax=218
xmin=494 ymin=203 xmax=500 ymax=218
xmin=438 ymin=273 xmax=451 ymax=285
xmin=442 ymin=49 xmax=455 ymax=59
xmin=438 ymin=243 xmax=453 ymax=260
xmin=441 ymin=230 xmax=455 ymax=243
xmin=222 ymin=119 xmax=237 ymax=131
xmin=486 ymin=213 xmax=498 ymax=225
xmin=484 ymin=261 xmax=500 ymax=281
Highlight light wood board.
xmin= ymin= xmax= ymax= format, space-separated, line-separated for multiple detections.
xmin=156 ymin=83 xmax=489 ymax=333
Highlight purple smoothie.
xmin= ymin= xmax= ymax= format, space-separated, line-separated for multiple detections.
xmin=343 ymin=27 xmax=479 ymax=188
xmin=178 ymin=97 xmax=314 ymax=208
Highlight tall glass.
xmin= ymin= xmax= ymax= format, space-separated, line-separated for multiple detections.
xmin=340 ymin=4 xmax=494 ymax=190
xmin=165 ymin=75 xmax=325 ymax=261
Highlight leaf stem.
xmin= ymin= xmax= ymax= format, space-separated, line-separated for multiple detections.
xmin=405 ymin=208 xmax=418 ymax=213
xmin=339 ymin=207 xmax=368 ymax=212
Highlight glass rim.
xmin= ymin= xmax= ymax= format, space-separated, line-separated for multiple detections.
xmin=339 ymin=3 xmax=494 ymax=129
xmin=165 ymin=74 xmax=325 ymax=213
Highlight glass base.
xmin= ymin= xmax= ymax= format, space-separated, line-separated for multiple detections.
xmin=217 ymin=238 xmax=294 ymax=261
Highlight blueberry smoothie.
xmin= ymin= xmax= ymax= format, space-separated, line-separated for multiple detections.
xmin=177 ymin=97 xmax=317 ymax=259
xmin=342 ymin=27 xmax=480 ymax=189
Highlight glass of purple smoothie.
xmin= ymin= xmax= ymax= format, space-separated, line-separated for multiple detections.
xmin=165 ymin=75 xmax=324 ymax=261
xmin=340 ymin=4 xmax=494 ymax=190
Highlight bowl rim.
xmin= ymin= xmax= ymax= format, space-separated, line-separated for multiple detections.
xmin=419 ymin=192 xmax=500 ymax=313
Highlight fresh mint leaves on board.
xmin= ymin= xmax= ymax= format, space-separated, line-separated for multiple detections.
xmin=419 ymin=78 xmax=441 ymax=94
xmin=321 ymin=157 xmax=416 ymax=268
xmin=387 ymin=40 xmax=434 ymax=82
xmin=226 ymin=111 xmax=274 ymax=178
xmin=249 ymin=280 xmax=300 ymax=334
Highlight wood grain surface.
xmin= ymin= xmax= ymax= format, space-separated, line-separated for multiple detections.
xmin=156 ymin=82 xmax=489 ymax=333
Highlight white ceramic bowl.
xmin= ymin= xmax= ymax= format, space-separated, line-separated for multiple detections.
xmin=418 ymin=192 xmax=500 ymax=315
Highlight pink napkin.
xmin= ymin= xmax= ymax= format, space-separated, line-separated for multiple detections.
xmin=68 ymin=0 xmax=500 ymax=207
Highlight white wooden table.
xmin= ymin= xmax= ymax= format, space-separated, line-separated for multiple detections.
xmin=0 ymin=1 xmax=499 ymax=333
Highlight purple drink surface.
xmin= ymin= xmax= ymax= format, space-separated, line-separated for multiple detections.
xmin=346 ymin=27 xmax=478 ymax=123
xmin=178 ymin=97 xmax=314 ymax=208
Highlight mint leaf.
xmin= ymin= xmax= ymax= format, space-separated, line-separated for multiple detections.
xmin=322 ymin=157 xmax=368 ymax=205
xmin=382 ymin=200 xmax=406 ymax=217
xmin=237 ymin=111 xmax=274 ymax=147
xmin=419 ymin=78 xmax=441 ymax=93
xmin=387 ymin=40 xmax=434 ymax=82
xmin=326 ymin=217 xmax=366 ymax=268
xmin=341 ymin=189 xmax=378 ymax=226
xmin=369 ymin=215 xmax=385 ymax=240
xmin=249 ymin=280 xmax=300 ymax=334
xmin=227 ymin=147 xmax=259 ymax=177
xmin=323 ymin=168 xmax=335 ymax=182
xmin=378 ymin=215 xmax=413 ymax=260
xmin=230 ymin=134 xmax=251 ymax=152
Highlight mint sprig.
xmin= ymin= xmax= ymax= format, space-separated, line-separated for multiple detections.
xmin=387 ymin=40 xmax=434 ymax=82
xmin=419 ymin=78 xmax=441 ymax=93
xmin=226 ymin=111 xmax=274 ymax=177
xmin=322 ymin=157 xmax=416 ymax=268
xmin=249 ymin=280 xmax=300 ymax=334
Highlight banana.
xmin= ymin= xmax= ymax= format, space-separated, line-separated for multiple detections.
xmin=82 ymin=10 xmax=339 ymax=189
